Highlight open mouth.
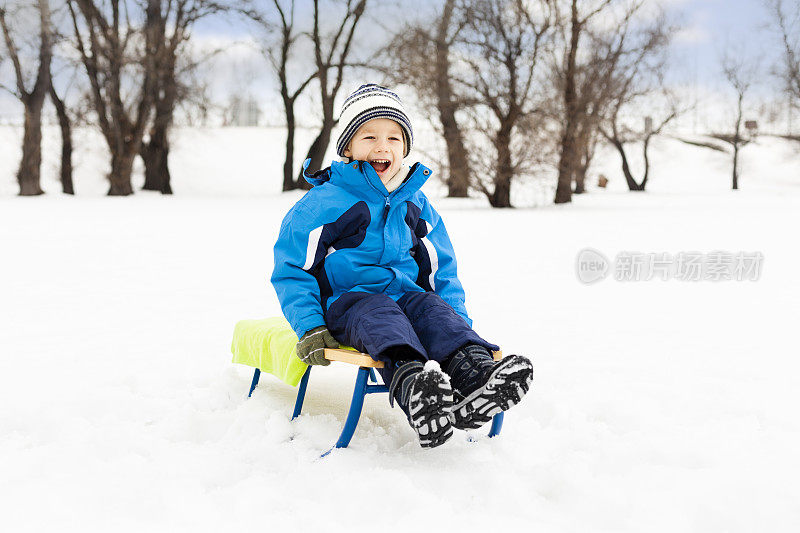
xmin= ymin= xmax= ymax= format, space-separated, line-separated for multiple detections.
xmin=369 ymin=159 xmax=391 ymax=173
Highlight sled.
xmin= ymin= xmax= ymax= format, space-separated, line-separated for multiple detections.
xmin=232 ymin=318 xmax=505 ymax=455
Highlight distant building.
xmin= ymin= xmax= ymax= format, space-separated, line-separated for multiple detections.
xmin=227 ymin=96 xmax=262 ymax=127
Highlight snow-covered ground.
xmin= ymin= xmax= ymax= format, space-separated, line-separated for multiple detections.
xmin=1 ymin=128 xmax=799 ymax=532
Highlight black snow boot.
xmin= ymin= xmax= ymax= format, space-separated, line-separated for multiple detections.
xmin=389 ymin=360 xmax=454 ymax=448
xmin=444 ymin=344 xmax=533 ymax=430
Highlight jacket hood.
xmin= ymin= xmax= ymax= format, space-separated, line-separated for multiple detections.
xmin=302 ymin=159 xmax=333 ymax=187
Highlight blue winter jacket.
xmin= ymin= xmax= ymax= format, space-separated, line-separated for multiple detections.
xmin=271 ymin=159 xmax=471 ymax=340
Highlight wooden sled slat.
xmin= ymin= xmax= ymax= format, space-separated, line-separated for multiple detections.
xmin=324 ymin=348 xmax=385 ymax=368
xmin=323 ymin=348 xmax=503 ymax=368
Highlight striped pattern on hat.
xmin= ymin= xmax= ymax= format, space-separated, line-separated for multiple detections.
xmin=336 ymin=84 xmax=413 ymax=158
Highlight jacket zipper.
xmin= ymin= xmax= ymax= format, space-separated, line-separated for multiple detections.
xmin=358 ymin=161 xmax=422 ymax=221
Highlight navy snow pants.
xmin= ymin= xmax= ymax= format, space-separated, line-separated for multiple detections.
xmin=325 ymin=291 xmax=499 ymax=387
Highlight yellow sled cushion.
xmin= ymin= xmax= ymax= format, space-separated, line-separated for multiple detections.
xmin=231 ymin=317 xmax=307 ymax=387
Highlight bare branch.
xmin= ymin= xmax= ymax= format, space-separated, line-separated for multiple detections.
xmin=0 ymin=7 xmax=27 ymax=97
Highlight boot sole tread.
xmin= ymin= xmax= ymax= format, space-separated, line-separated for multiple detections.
xmin=409 ymin=370 xmax=454 ymax=448
xmin=451 ymin=355 xmax=533 ymax=430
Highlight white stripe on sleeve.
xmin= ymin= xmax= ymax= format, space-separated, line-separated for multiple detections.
xmin=303 ymin=226 xmax=324 ymax=270
xmin=421 ymin=221 xmax=439 ymax=291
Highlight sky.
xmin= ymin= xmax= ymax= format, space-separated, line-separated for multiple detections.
xmin=188 ymin=0 xmax=782 ymax=81
xmin=0 ymin=0 xmax=792 ymax=129
xmin=663 ymin=0 xmax=795 ymax=132
xmin=184 ymin=0 xmax=791 ymax=131
xmin=669 ymin=0 xmax=778 ymax=81
xmin=186 ymin=0 xmax=785 ymax=92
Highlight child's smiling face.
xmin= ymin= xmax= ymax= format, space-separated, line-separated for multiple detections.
xmin=343 ymin=118 xmax=405 ymax=180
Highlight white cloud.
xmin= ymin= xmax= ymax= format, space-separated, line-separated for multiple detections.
xmin=674 ymin=24 xmax=712 ymax=44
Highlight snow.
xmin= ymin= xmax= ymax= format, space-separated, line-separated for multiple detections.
xmin=423 ymin=360 xmax=444 ymax=374
xmin=1 ymin=127 xmax=799 ymax=532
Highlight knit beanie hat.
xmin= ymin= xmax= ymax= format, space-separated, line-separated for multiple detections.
xmin=336 ymin=84 xmax=414 ymax=158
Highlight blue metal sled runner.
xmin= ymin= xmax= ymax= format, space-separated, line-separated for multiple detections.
xmin=247 ymin=348 xmax=505 ymax=455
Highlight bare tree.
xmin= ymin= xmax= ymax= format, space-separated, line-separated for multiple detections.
xmin=601 ymin=90 xmax=680 ymax=191
xmin=298 ymin=0 xmax=367 ymax=183
xmin=567 ymin=44 xmax=621 ymax=194
xmin=0 ymin=0 xmax=53 ymax=196
xmin=765 ymin=0 xmax=800 ymax=105
xmin=49 ymin=76 xmax=74 ymax=194
xmin=552 ymin=0 xmax=621 ymax=204
xmin=571 ymin=126 xmax=593 ymax=193
xmin=254 ymin=0 xmax=318 ymax=191
xmin=718 ymin=50 xmax=759 ymax=190
xmin=457 ymin=0 xmax=553 ymax=208
xmin=374 ymin=0 xmax=475 ymax=197
xmin=596 ymin=13 xmax=680 ymax=191
xmin=140 ymin=0 xmax=179 ymax=195
xmin=407 ymin=0 xmax=473 ymax=196
xmin=140 ymin=0 xmax=232 ymax=195
xmin=432 ymin=0 xmax=471 ymax=197
xmin=48 ymin=3 xmax=84 ymax=195
xmin=67 ymin=0 xmax=157 ymax=196
xmin=566 ymin=18 xmax=649 ymax=195
xmin=376 ymin=2 xmax=472 ymax=196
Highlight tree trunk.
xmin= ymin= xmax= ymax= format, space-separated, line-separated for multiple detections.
xmin=436 ymin=0 xmax=469 ymax=198
xmin=556 ymin=129 xmax=577 ymax=201
xmin=441 ymin=120 xmax=471 ymax=197
xmin=49 ymin=85 xmax=74 ymax=195
xmin=3 ymin=0 xmax=52 ymax=196
xmin=554 ymin=1 xmax=581 ymax=205
xmin=610 ymin=137 xmax=644 ymax=191
xmin=490 ymin=127 xmax=513 ymax=208
xmin=141 ymin=125 xmax=173 ymax=194
xmin=141 ymin=135 xmax=157 ymax=190
xmin=282 ymin=104 xmax=298 ymax=191
xmin=574 ymin=140 xmax=589 ymax=194
xmin=573 ymin=128 xmax=593 ymax=194
xmin=491 ymin=176 xmax=512 ymax=207
xmin=639 ymin=135 xmax=653 ymax=191
xmin=306 ymin=124 xmax=331 ymax=172
xmin=108 ymin=148 xmax=136 ymax=196
xmin=142 ymin=49 xmax=176 ymax=195
xmin=573 ymin=166 xmax=586 ymax=194
xmin=103 ymin=129 xmax=150 ymax=196
xmin=732 ymin=92 xmax=743 ymax=190
xmin=18 ymin=103 xmax=46 ymax=196
xmin=555 ymin=130 xmax=578 ymax=202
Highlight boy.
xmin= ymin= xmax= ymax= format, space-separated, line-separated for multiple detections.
xmin=272 ymin=84 xmax=533 ymax=448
